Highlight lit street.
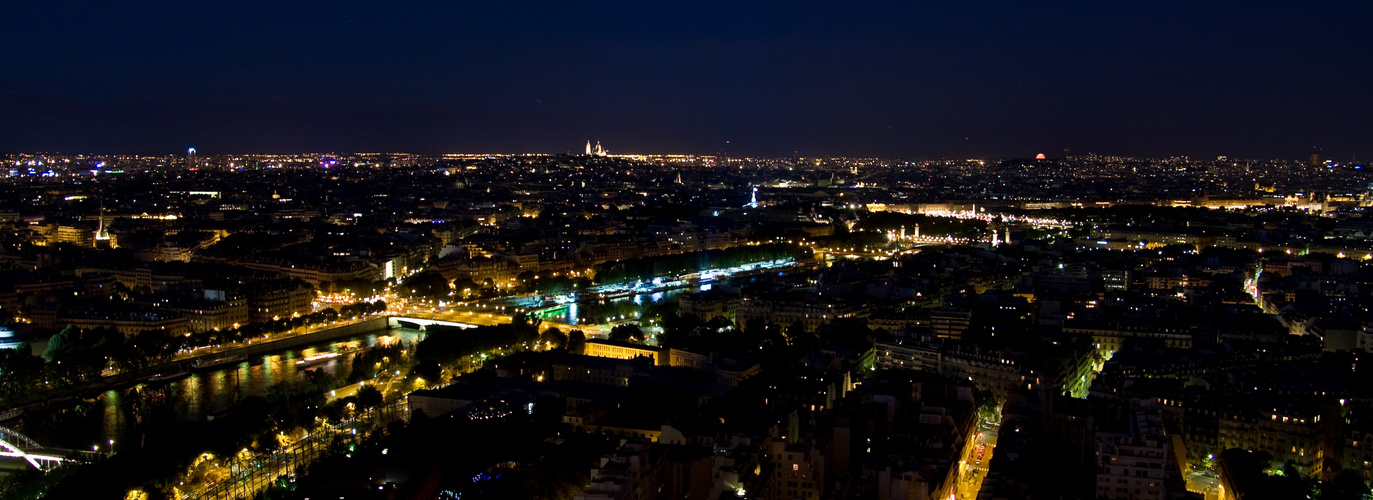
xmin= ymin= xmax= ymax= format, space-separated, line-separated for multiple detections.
xmin=1186 ymin=469 xmax=1221 ymax=500
xmin=957 ymin=426 xmax=998 ymax=500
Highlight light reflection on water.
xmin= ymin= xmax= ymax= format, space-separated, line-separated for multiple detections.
xmin=100 ymin=390 xmax=121 ymax=445
xmin=572 ymin=288 xmax=686 ymax=324
xmin=94 ymin=328 xmax=421 ymax=443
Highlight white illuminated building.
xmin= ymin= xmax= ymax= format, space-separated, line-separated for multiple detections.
xmin=585 ymin=140 xmax=608 ymax=156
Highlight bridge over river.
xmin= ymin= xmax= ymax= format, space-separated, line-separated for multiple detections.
xmin=387 ymin=316 xmax=481 ymax=331
xmin=0 ymin=423 xmax=101 ymax=471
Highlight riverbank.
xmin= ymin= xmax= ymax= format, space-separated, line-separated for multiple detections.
xmin=170 ymin=316 xmax=392 ymax=371
xmin=0 ymin=316 xmax=395 ymax=417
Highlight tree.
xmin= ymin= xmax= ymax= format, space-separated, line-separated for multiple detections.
xmin=254 ymin=429 xmax=282 ymax=453
xmin=0 ymin=347 xmax=44 ymax=404
xmin=342 ymin=300 xmax=387 ymax=317
xmin=126 ymin=330 xmax=175 ymax=368
xmin=42 ymin=325 xmax=80 ymax=363
xmin=356 ymin=385 xmax=383 ymax=409
xmin=530 ymin=394 xmax=567 ymax=430
xmin=786 ymin=321 xmax=815 ymax=349
xmin=319 ymin=308 xmax=339 ymax=322
xmin=567 ymin=330 xmax=587 ymax=355
xmin=1159 ymin=243 xmax=1198 ymax=258
xmin=591 ymin=243 xmax=811 ymax=284
xmin=335 ymin=278 xmax=386 ymax=298
xmin=608 ymin=324 xmax=644 ymax=343
xmin=42 ymin=325 xmax=124 ymax=380
xmin=453 ymin=278 xmax=480 ymax=296
xmin=1320 ymin=469 xmax=1369 ymax=500
xmin=540 ymin=327 xmax=568 ymax=349
xmin=401 ymin=271 xmax=451 ymax=301
xmin=512 ymin=313 xmax=542 ymax=340
xmin=743 ymin=320 xmax=787 ymax=353
xmin=976 ymin=389 xmax=1003 ymax=425
xmin=658 ymin=312 xmax=703 ymax=348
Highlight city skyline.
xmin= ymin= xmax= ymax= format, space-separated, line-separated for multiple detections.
xmin=1 ymin=145 xmax=1361 ymax=165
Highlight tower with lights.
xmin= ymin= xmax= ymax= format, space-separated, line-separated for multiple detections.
xmin=94 ymin=203 xmax=112 ymax=247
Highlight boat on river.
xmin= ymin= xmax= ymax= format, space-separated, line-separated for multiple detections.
xmin=147 ymin=371 xmax=191 ymax=383
xmin=295 ymin=352 xmax=342 ymax=369
xmin=192 ymin=354 xmax=247 ymax=370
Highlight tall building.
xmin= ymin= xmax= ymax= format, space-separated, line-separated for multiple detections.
xmin=1095 ymin=400 xmax=1171 ymax=500
xmin=1309 ymin=147 xmax=1325 ymax=167
xmin=187 ymin=147 xmax=198 ymax=169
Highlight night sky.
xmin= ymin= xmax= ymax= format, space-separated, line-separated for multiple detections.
xmin=2 ymin=1 xmax=1370 ymax=159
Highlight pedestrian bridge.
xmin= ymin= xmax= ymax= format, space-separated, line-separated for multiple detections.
xmin=0 ymin=424 xmax=97 ymax=470
xmin=388 ymin=316 xmax=480 ymax=331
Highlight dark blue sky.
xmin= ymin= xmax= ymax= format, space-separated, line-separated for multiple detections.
xmin=2 ymin=1 xmax=1370 ymax=159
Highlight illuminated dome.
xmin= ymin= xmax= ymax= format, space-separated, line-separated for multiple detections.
xmin=1035 ymin=153 xmax=1047 ymax=160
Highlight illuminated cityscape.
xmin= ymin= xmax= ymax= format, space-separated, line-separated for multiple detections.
xmin=0 ymin=151 xmax=1369 ymax=500
xmin=2 ymin=2 xmax=1373 ymax=500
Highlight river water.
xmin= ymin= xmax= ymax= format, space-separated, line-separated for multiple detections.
xmin=14 ymin=283 xmax=705 ymax=455
xmin=547 ymin=287 xmax=688 ymax=328
xmin=12 ymin=284 xmax=727 ymax=456
xmin=15 ymin=327 xmax=424 ymax=453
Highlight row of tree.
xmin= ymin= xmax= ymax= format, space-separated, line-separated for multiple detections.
xmin=514 ymin=270 xmax=593 ymax=296
xmin=338 ymin=300 xmax=388 ymax=318
xmin=409 ymin=313 xmax=544 ymax=381
xmin=593 ymin=243 xmax=811 ymax=284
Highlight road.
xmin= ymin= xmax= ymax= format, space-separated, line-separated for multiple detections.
xmin=189 ymin=403 xmax=406 ymax=499
xmin=956 ymin=425 xmax=998 ymax=500
xmin=1185 ymin=469 xmax=1220 ymax=500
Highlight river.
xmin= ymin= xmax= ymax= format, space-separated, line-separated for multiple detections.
xmin=11 ymin=326 xmax=424 ymax=455
xmin=10 ymin=274 xmax=766 ymax=456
